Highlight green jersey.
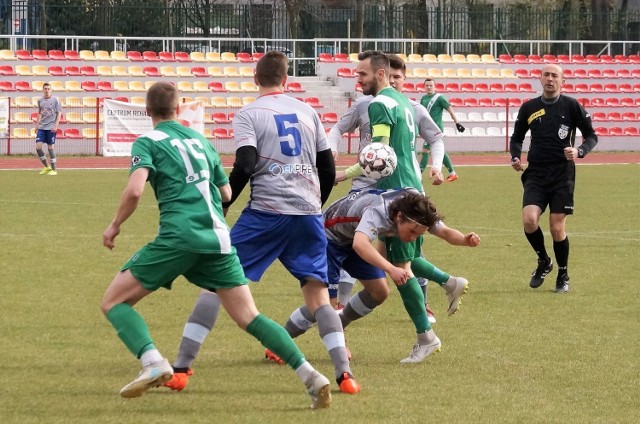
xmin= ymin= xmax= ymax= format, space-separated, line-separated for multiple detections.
xmin=130 ymin=120 xmax=232 ymax=254
xmin=419 ymin=93 xmax=450 ymax=131
xmin=368 ymin=86 xmax=424 ymax=192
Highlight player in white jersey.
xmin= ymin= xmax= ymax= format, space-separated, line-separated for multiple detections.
xmin=163 ymin=51 xmax=361 ymax=396
xmin=277 ymin=188 xmax=481 ymax=363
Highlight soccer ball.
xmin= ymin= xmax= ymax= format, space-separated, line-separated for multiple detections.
xmin=358 ymin=143 xmax=397 ymax=180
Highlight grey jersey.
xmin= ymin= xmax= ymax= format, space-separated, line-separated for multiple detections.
xmin=409 ymin=98 xmax=445 ymax=170
xmin=232 ymin=93 xmax=329 ymax=215
xmin=327 ymin=95 xmax=376 ymax=190
xmin=324 ymin=188 xmax=426 ymax=245
xmin=37 ymin=96 xmax=62 ymax=130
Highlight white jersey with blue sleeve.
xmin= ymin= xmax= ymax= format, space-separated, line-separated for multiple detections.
xmin=232 ymin=93 xmax=328 ymax=215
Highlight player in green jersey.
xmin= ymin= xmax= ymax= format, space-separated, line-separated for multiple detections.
xmin=99 ymin=82 xmax=331 ymax=409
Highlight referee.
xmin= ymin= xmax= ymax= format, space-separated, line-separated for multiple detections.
xmin=510 ymin=64 xmax=598 ymax=293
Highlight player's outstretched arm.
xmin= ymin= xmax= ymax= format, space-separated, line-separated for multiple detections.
xmin=432 ymin=223 xmax=481 ymax=247
xmin=353 ymin=232 xmax=408 ymax=285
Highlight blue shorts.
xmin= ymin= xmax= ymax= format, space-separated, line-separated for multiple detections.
xmin=231 ymin=208 xmax=328 ymax=284
xmin=35 ymin=129 xmax=56 ymax=145
xmin=327 ymin=240 xmax=386 ymax=284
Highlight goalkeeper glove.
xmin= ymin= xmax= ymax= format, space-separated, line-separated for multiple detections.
xmin=456 ymin=123 xmax=465 ymax=133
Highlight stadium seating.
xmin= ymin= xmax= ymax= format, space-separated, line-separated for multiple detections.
xmin=177 ymin=81 xmax=194 ymax=92
xmin=624 ymin=127 xmax=639 ymax=136
xmin=190 ymin=52 xmax=206 ymax=62
xmin=304 ymin=97 xmax=323 ymax=108
xmin=64 ymin=128 xmax=82 ymax=139
xmin=81 ymin=81 xmax=98 ymax=91
xmin=111 ymin=51 xmax=127 ymax=61
xmin=0 ymin=65 xmax=16 ymax=75
xmin=79 ymin=50 xmax=95 ymax=60
xmin=159 ymin=51 xmax=175 ymax=62
xmin=143 ymin=66 xmax=160 ymax=77
xmin=285 ymin=82 xmax=305 ymax=92
xmin=206 ymin=52 xmax=222 ymax=62
xmin=240 ymin=81 xmax=259 ymax=92
xmin=15 ymin=81 xmax=33 ymax=91
xmin=208 ymin=81 xmax=226 ymax=92
xmin=65 ymin=80 xmax=83 ymax=91
xmin=127 ymin=51 xmax=144 ymax=61
xmin=175 ymin=51 xmax=191 ymax=62
xmin=193 ymin=81 xmax=209 ymax=92
xmin=208 ymin=66 xmax=224 ymax=77
xmin=112 ymin=65 xmax=129 ymax=76
xmin=213 ymin=128 xmax=233 ymax=139
xmin=15 ymin=65 xmax=33 ymax=76
xmin=211 ymin=112 xmax=232 ymax=124
xmin=221 ymin=52 xmax=237 ymax=62
xmin=160 ymin=66 xmax=177 ymax=77
xmin=143 ymin=51 xmax=161 ymax=61
xmin=128 ymin=81 xmax=145 ymax=91
xmin=191 ymin=66 xmax=209 ymax=77
xmin=224 ymin=81 xmax=242 ymax=92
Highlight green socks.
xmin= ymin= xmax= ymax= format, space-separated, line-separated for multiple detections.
xmin=247 ymin=313 xmax=306 ymax=370
xmin=396 ymin=277 xmax=431 ymax=333
xmin=443 ymin=152 xmax=455 ymax=174
xmin=105 ymin=303 xmax=155 ymax=358
xmin=411 ymin=256 xmax=450 ymax=286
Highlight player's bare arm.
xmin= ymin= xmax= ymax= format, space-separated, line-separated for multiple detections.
xmin=353 ymin=232 xmax=408 ymax=285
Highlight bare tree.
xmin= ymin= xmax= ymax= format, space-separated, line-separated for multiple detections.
xmin=282 ymin=0 xmax=306 ymax=38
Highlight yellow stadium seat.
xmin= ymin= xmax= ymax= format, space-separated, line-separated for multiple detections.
xmin=428 ymin=68 xmax=443 ymax=78
xmin=113 ymin=81 xmax=130 ymax=91
xmin=407 ymin=54 xmax=423 ymax=63
xmin=481 ymin=54 xmax=497 ymax=64
xmin=486 ymin=68 xmax=502 ymax=78
xmin=13 ymin=96 xmax=34 ymax=107
xmin=208 ymin=66 xmax=224 ymax=77
xmin=94 ymin=50 xmax=111 ymax=61
xmin=66 ymin=112 xmax=83 ymax=123
xmin=422 ymin=54 xmax=438 ymax=63
xmin=12 ymin=127 xmax=30 ymax=138
xmin=110 ymin=50 xmax=127 ymax=61
xmin=452 ymin=54 xmax=467 ymax=63
xmin=177 ymin=81 xmax=195 ymax=92
xmin=79 ymin=50 xmax=95 ymax=60
xmin=223 ymin=66 xmax=239 ymax=78
xmin=466 ymin=54 xmax=482 ymax=64
xmin=442 ymin=68 xmax=458 ymax=78
xmin=49 ymin=81 xmax=67 ymax=91
xmin=190 ymin=52 xmax=206 ymax=62
xmin=112 ymin=65 xmax=129 ymax=76
xmin=194 ymin=96 xmax=209 ymax=106
xmin=242 ymin=96 xmax=256 ymax=106
xmin=12 ymin=112 xmax=31 ymax=123
xmin=128 ymin=66 xmax=145 ymax=77
xmin=206 ymin=52 xmax=221 ymax=62
xmin=456 ymin=68 xmax=472 ymax=78
xmin=130 ymin=96 xmax=146 ymax=105
xmin=241 ymin=81 xmax=258 ymax=92
xmin=32 ymin=65 xmax=49 ymax=76
xmin=82 ymin=128 xmax=97 ymax=139
xmin=499 ymin=68 xmax=515 ymax=78
xmin=395 ymin=53 xmax=408 ymax=62
xmin=349 ymin=53 xmax=359 ymax=62
xmin=226 ymin=96 xmax=243 ymax=107
xmin=16 ymin=65 xmax=33 ymax=76
xmin=83 ymin=111 xmax=101 ymax=123
xmin=160 ymin=66 xmax=177 ymax=77
xmin=220 ymin=52 xmax=237 ymax=62
xmin=404 ymin=68 xmax=413 ymax=78
xmin=239 ymin=66 xmax=254 ymax=78
xmin=193 ymin=81 xmax=210 ymax=92
xmin=176 ymin=66 xmax=192 ymax=77
xmin=0 ymin=49 xmax=17 ymax=60
xmin=31 ymin=81 xmax=46 ymax=91
xmin=65 ymin=96 xmax=82 ymax=107
xmin=65 ymin=80 xmax=83 ymax=91
xmin=82 ymin=97 xmax=97 ymax=108
xmin=210 ymin=96 xmax=227 ymax=108
xmin=471 ymin=68 xmax=487 ymax=78
xmin=96 ymin=66 xmax=113 ymax=76
xmin=413 ymin=68 xmax=428 ymax=79
xmin=128 ymin=81 xmax=146 ymax=91
xmin=224 ymin=81 xmax=242 ymax=92
xmin=144 ymin=81 xmax=160 ymax=90
xmin=437 ymin=54 xmax=453 ymax=63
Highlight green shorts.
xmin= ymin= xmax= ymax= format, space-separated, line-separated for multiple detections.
xmin=384 ymin=235 xmax=423 ymax=264
xmin=122 ymin=241 xmax=247 ymax=292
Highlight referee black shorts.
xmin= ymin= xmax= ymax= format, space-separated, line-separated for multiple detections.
xmin=521 ymin=161 xmax=575 ymax=215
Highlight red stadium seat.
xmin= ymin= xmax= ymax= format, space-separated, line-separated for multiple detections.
xmin=337 ymin=67 xmax=355 ymax=78
xmin=213 ymin=128 xmax=233 ymax=139
xmin=585 ymin=54 xmax=600 ymax=63
xmin=174 ymin=51 xmax=191 ymax=62
xmin=498 ymin=54 xmax=513 ymax=63
xmin=208 ymin=81 xmax=226 ymax=92
xmin=587 ymin=69 xmax=602 ymax=79
xmin=591 ymin=112 xmax=606 ymax=121
xmin=619 ymin=98 xmax=634 ymax=107
xmin=605 ymin=98 xmax=620 ymax=107
xmin=285 ymin=82 xmax=305 ymax=92
xmin=16 ymin=49 xmax=33 ymax=60
xmin=127 ymin=51 xmax=144 ymax=61
xmin=444 ymin=82 xmax=460 ymax=92
xmin=15 ymin=81 xmax=32 ymax=91
xmin=556 ymin=54 xmax=571 ymax=64
xmin=562 ymin=83 xmax=575 ymax=93
xmin=594 ymin=127 xmax=608 ymax=136
xmin=97 ymin=81 xmax=114 ymax=91
xmin=64 ymin=66 xmax=82 ymax=76
xmin=0 ymin=81 xmax=15 ymax=91
xmin=609 ymin=127 xmax=624 ymax=136
xmin=631 ymin=69 xmax=640 ymax=78
xmin=602 ymin=69 xmax=617 ymax=79
xmin=48 ymin=50 xmax=65 ymax=60
xmin=508 ymin=98 xmax=523 ymax=107
xmin=571 ymin=54 xmax=586 ymax=64
xmin=618 ymin=83 xmax=633 ymax=93
xmin=475 ymin=83 xmax=490 ymax=92
xmin=80 ymin=65 xmax=97 ymax=76
xmin=211 ymin=112 xmax=231 ymax=124
xmin=614 ymin=54 xmax=629 ymax=63
xmin=402 ymin=82 xmax=417 ymax=93
xmin=572 ymin=69 xmax=588 ymax=79
xmin=47 ymin=65 xmax=64 ymax=76
xmin=334 ymin=53 xmax=350 ymax=63
xmin=589 ymin=83 xmax=604 ymax=92
xmin=603 ymin=83 xmax=618 ymax=93
xmin=304 ymin=97 xmax=323 ymax=108
xmin=607 ymin=112 xmax=622 ymax=121
xmin=0 ymin=65 xmax=16 ymax=75
xmin=624 ymin=127 xmax=639 ymax=136
xmin=476 ymin=98 xmax=492 ymax=107
xmin=634 ymin=84 xmax=640 ymax=93
xmin=251 ymin=52 xmax=264 ymax=61
xmin=518 ymin=83 xmax=535 ymax=92
xmin=191 ymin=66 xmax=208 ymax=77
xmin=143 ymin=51 xmax=161 ymax=61
xmin=621 ymin=112 xmax=637 ymax=121
xmin=64 ymin=50 xmax=80 ymax=60
xmin=460 ymin=83 xmax=475 ymax=92
xmin=576 ymin=97 xmax=590 ymax=107
xmin=81 ymin=81 xmax=98 ymax=91
xmin=158 ymin=51 xmax=176 ymax=62
xmin=236 ymin=52 xmax=252 ymax=62
xmin=616 ymin=69 xmax=631 ymax=78
xmin=318 ymin=53 xmax=334 ymax=62
xmin=563 ymin=69 xmax=573 ymax=78
xmin=574 ymin=83 xmax=589 ymax=93
xmin=514 ymin=69 xmax=529 ymax=78
xmin=542 ymin=54 xmax=557 ymax=63
xmin=322 ymin=112 xmax=339 ymax=123
xmin=590 ymin=98 xmax=606 ymax=107
xmin=600 ymin=54 xmax=615 ymax=64
xmin=528 ymin=54 xmax=543 ymax=63
xmin=64 ymin=128 xmax=82 ymax=139
xmin=489 ymin=82 xmax=504 ymax=92
xmin=143 ymin=66 xmax=160 ymax=76
xmin=434 ymin=82 xmax=444 ymax=91
xmin=512 ymin=54 xmax=528 ymax=64
xmin=32 ymin=49 xmax=50 ymax=60
xmin=449 ymin=97 xmax=464 ymax=107
xmin=530 ymin=69 xmax=542 ymax=78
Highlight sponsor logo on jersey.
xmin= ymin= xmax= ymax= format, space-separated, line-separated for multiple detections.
xmin=268 ymin=162 xmax=314 ymax=176
xmin=131 ymin=155 xmax=141 ymax=166
xmin=527 ymin=108 xmax=545 ymax=125
xmin=558 ymin=124 xmax=569 ymax=140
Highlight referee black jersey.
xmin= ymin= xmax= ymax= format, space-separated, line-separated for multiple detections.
xmin=510 ymin=95 xmax=598 ymax=165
